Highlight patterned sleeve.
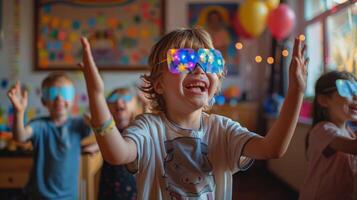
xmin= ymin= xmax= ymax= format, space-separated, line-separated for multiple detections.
xmin=122 ymin=114 xmax=152 ymax=174
xmin=219 ymin=116 xmax=260 ymax=173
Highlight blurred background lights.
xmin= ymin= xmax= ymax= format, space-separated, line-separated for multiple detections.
xmin=282 ymin=49 xmax=289 ymax=57
xmin=267 ymin=57 xmax=274 ymax=64
xmin=255 ymin=56 xmax=262 ymax=63
xmin=235 ymin=42 xmax=243 ymax=50
xmin=299 ymin=34 xmax=306 ymax=41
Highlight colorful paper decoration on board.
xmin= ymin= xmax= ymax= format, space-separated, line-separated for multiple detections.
xmin=36 ymin=0 xmax=162 ymax=69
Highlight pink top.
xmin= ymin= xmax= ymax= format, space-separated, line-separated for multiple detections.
xmin=299 ymin=122 xmax=357 ymax=200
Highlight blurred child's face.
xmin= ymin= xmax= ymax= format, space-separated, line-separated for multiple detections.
xmin=157 ymin=65 xmax=219 ymax=113
xmin=107 ymin=91 xmax=136 ymax=129
xmin=323 ymin=91 xmax=357 ymax=124
xmin=42 ymin=79 xmax=74 ymax=120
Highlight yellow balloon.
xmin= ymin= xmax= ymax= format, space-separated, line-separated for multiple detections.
xmin=265 ymin=0 xmax=280 ymax=11
xmin=239 ymin=0 xmax=269 ymax=38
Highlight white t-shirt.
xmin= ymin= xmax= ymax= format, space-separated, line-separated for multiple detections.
xmin=123 ymin=112 xmax=258 ymax=200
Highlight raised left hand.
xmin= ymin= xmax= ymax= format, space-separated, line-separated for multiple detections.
xmin=288 ymin=38 xmax=309 ymax=94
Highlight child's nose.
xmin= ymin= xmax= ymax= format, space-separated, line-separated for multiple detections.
xmin=116 ymin=99 xmax=127 ymax=107
xmin=192 ymin=64 xmax=205 ymax=75
xmin=54 ymin=95 xmax=64 ymax=102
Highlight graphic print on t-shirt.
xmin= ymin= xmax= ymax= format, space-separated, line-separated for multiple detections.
xmin=163 ymin=137 xmax=215 ymax=200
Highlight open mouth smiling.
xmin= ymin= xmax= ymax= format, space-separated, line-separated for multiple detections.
xmin=184 ymin=80 xmax=209 ymax=94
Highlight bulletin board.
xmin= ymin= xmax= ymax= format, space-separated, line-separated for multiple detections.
xmin=34 ymin=0 xmax=165 ymax=71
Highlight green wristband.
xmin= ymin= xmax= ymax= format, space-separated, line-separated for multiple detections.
xmin=92 ymin=118 xmax=116 ymax=136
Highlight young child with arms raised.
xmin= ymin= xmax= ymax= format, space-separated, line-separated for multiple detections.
xmin=300 ymin=71 xmax=357 ymax=200
xmin=97 ymin=87 xmax=140 ymax=200
xmin=79 ymin=27 xmax=308 ymax=200
xmin=7 ymin=73 xmax=93 ymax=199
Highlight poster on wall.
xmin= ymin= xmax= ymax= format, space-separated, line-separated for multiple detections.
xmin=188 ymin=3 xmax=240 ymax=75
xmin=34 ymin=0 xmax=164 ymax=71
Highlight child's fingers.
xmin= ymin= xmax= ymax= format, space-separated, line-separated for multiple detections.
xmin=15 ymin=81 xmax=21 ymax=91
xmin=304 ymin=57 xmax=310 ymax=70
xmin=80 ymin=37 xmax=90 ymax=51
xmin=290 ymin=57 xmax=297 ymax=75
xmin=7 ymin=87 xmax=17 ymax=98
xmin=301 ymin=43 xmax=307 ymax=58
xmin=83 ymin=112 xmax=92 ymax=125
xmin=294 ymin=57 xmax=300 ymax=67
xmin=305 ymin=57 xmax=310 ymax=66
xmin=7 ymin=82 xmax=16 ymax=93
xmin=292 ymin=37 xmax=300 ymax=57
xmin=81 ymin=37 xmax=93 ymax=59
xmin=80 ymin=37 xmax=97 ymax=68
xmin=22 ymin=90 xmax=28 ymax=101
xmin=80 ymin=37 xmax=91 ymax=60
xmin=7 ymin=90 xmax=14 ymax=99
xmin=7 ymin=90 xmax=17 ymax=104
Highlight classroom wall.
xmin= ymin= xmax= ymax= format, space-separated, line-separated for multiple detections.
xmin=0 ymin=0 xmax=143 ymax=129
xmin=0 ymin=0 xmax=303 ymax=130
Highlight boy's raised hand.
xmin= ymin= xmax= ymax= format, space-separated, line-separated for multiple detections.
xmin=7 ymin=81 xmax=28 ymax=113
xmin=289 ymin=38 xmax=309 ymax=93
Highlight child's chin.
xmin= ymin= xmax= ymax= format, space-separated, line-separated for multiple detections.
xmin=52 ymin=110 xmax=70 ymax=117
xmin=348 ymin=112 xmax=357 ymax=120
xmin=192 ymin=101 xmax=207 ymax=109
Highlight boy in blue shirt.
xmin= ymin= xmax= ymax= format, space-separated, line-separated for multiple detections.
xmin=7 ymin=73 xmax=92 ymax=199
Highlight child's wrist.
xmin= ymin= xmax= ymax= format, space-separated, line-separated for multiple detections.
xmin=287 ymin=85 xmax=305 ymax=97
xmin=15 ymin=110 xmax=25 ymax=116
xmin=91 ymin=117 xmax=116 ymax=136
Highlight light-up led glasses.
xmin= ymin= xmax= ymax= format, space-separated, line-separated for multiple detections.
xmin=166 ymin=48 xmax=225 ymax=74
xmin=106 ymin=93 xmax=134 ymax=103
xmin=335 ymin=79 xmax=357 ymax=99
xmin=42 ymin=86 xmax=75 ymax=102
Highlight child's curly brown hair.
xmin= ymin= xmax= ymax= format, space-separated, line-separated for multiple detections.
xmin=139 ymin=27 xmax=226 ymax=113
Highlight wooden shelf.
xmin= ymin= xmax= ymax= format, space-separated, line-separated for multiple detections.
xmin=0 ymin=152 xmax=102 ymax=199
xmin=209 ymin=102 xmax=259 ymax=131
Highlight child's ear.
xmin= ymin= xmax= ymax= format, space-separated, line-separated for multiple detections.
xmin=153 ymin=79 xmax=164 ymax=94
xmin=41 ymin=97 xmax=45 ymax=106
xmin=317 ymin=94 xmax=328 ymax=108
xmin=41 ymin=98 xmax=49 ymax=107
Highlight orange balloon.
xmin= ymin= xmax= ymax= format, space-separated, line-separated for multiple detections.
xmin=265 ymin=0 xmax=280 ymax=11
xmin=239 ymin=0 xmax=268 ymax=38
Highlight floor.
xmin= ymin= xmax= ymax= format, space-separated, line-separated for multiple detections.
xmin=233 ymin=161 xmax=298 ymax=200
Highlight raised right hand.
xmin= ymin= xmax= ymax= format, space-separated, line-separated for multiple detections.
xmin=78 ymin=37 xmax=104 ymax=93
xmin=7 ymin=81 xmax=28 ymax=113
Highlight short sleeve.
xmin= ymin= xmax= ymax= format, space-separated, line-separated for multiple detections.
xmin=27 ymin=118 xmax=45 ymax=144
xmin=309 ymin=122 xmax=339 ymax=157
xmin=74 ymin=118 xmax=92 ymax=139
xmin=122 ymin=114 xmax=152 ymax=174
xmin=219 ymin=116 xmax=259 ymax=172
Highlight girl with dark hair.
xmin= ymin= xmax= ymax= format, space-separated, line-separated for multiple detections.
xmin=300 ymin=71 xmax=357 ymax=200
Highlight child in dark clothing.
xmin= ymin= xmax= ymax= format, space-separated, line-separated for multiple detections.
xmin=97 ymin=87 xmax=139 ymax=200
